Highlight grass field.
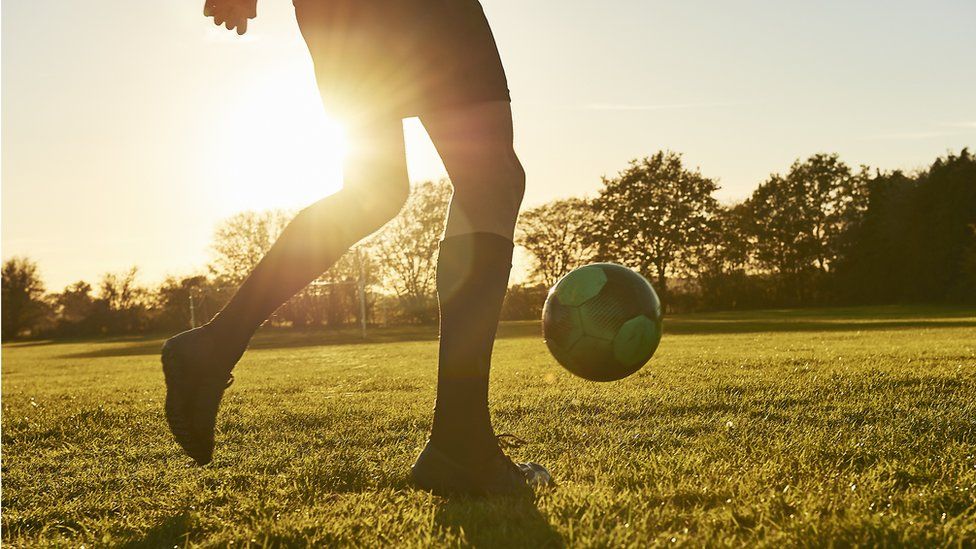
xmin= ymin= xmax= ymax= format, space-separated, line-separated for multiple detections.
xmin=3 ymin=306 xmax=976 ymax=547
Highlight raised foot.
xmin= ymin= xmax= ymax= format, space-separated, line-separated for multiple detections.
xmin=161 ymin=327 xmax=237 ymax=466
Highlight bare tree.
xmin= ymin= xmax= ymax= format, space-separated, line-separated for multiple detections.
xmin=210 ymin=209 xmax=293 ymax=284
xmin=96 ymin=267 xmax=149 ymax=333
xmin=370 ymin=180 xmax=451 ymax=322
xmin=99 ymin=267 xmax=143 ymax=312
xmin=517 ymin=197 xmax=598 ymax=287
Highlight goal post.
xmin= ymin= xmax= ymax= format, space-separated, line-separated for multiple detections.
xmin=188 ymin=275 xmax=369 ymax=339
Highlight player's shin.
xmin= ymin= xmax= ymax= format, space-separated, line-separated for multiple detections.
xmin=429 ymin=232 xmax=514 ymax=462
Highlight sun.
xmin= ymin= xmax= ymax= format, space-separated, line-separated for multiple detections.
xmin=204 ymin=65 xmax=348 ymax=215
xmin=199 ymin=61 xmax=450 ymax=217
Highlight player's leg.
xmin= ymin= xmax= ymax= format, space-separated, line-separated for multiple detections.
xmin=206 ymin=123 xmax=409 ymax=350
xmin=162 ymin=120 xmax=409 ymax=465
xmin=410 ymin=100 xmax=550 ymax=494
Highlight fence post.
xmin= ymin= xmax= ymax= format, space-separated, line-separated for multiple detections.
xmin=357 ymin=249 xmax=367 ymax=339
xmin=188 ymin=291 xmax=197 ymax=329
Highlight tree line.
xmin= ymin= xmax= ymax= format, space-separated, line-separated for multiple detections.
xmin=520 ymin=149 xmax=975 ymax=311
xmin=3 ymin=149 xmax=974 ymax=340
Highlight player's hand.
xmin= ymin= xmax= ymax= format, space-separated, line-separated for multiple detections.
xmin=204 ymin=0 xmax=257 ymax=36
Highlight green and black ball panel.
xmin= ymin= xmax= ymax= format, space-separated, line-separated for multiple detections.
xmin=543 ymin=263 xmax=662 ymax=381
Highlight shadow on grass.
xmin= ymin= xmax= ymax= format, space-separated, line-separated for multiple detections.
xmin=120 ymin=513 xmax=189 ymax=548
xmin=434 ymin=494 xmax=563 ymax=548
xmin=52 ymin=306 xmax=976 ymax=360
xmin=664 ymin=318 xmax=976 ymax=335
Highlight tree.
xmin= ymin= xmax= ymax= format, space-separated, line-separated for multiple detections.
xmin=743 ymin=154 xmax=869 ymax=303
xmin=210 ymin=209 xmax=292 ymax=284
xmin=57 ymin=281 xmax=96 ymax=324
xmin=52 ymin=281 xmax=98 ymax=337
xmin=836 ymin=149 xmax=976 ymax=304
xmin=696 ymin=203 xmax=765 ymax=309
xmin=746 ymin=154 xmax=869 ymax=275
xmin=153 ymin=275 xmax=209 ymax=331
xmin=1 ymin=257 xmax=49 ymax=340
xmin=95 ymin=267 xmax=149 ymax=334
xmin=906 ymin=149 xmax=976 ymax=302
xmin=517 ymin=198 xmax=598 ymax=287
xmin=591 ymin=151 xmax=719 ymax=304
xmin=370 ymin=180 xmax=451 ymax=322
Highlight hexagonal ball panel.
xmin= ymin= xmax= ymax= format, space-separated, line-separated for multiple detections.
xmin=554 ymin=264 xmax=607 ymax=307
xmin=612 ymin=314 xmax=662 ymax=370
xmin=565 ymin=334 xmax=615 ymax=380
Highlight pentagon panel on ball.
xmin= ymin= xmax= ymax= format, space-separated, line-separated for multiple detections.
xmin=542 ymin=263 xmax=662 ymax=381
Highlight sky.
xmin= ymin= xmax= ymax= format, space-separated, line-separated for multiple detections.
xmin=3 ymin=0 xmax=975 ymax=290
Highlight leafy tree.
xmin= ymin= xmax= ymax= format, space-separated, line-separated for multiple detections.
xmin=832 ymin=170 xmax=916 ymax=303
xmin=838 ymin=149 xmax=976 ymax=303
xmin=500 ymin=283 xmax=548 ymax=320
xmin=743 ymin=154 xmax=869 ymax=304
xmin=907 ymin=149 xmax=976 ymax=302
xmin=57 ymin=281 xmax=96 ymax=324
xmin=1 ymin=257 xmax=49 ymax=340
xmin=745 ymin=154 xmax=869 ymax=275
xmin=517 ymin=198 xmax=598 ymax=287
xmin=697 ymin=203 xmax=765 ymax=309
xmin=50 ymin=281 xmax=98 ymax=336
xmin=370 ymin=180 xmax=451 ymax=322
xmin=591 ymin=151 xmax=719 ymax=304
xmin=153 ymin=275 xmax=209 ymax=331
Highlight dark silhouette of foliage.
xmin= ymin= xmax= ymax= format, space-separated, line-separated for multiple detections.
xmin=2 ymin=257 xmax=50 ymax=340
xmin=836 ymin=149 xmax=976 ymax=304
xmin=743 ymin=154 xmax=869 ymax=304
xmin=500 ymin=283 xmax=547 ymax=321
xmin=697 ymin=204 xmax=768 ymax=310
xmin=4 ymin=150 xmax=973 ymax=340
xmin=517 ymin=198 xmax=598 ymax=287
xmin=590 ymin=151 xmax=719 ymax=305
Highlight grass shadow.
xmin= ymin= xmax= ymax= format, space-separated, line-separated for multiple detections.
xmin=119 ymin=513 xmax=190 ymax=548
xmin=664 ymin=318 xmax=976 ymax=335
xmin=434 ymin=494 xmax=563 ymax=548
xmin=56 ymin=322 xmax=539 ymax=359
xmin=50 ymin=306 xmax=976 ymax=360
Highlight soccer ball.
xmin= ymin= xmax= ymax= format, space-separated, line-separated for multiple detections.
xmin=542 ymin=263 xmax=663 ymax=381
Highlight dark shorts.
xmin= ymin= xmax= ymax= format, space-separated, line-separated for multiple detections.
xmin=293 ymin=0 xmax=510 ymax=123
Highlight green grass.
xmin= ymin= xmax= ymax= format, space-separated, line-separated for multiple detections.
xmin=3 ymin=306 xmax=976 ymax=547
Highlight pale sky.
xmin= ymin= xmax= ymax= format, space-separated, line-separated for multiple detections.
xmin=3 ymin=0 xmax=975 ymax=290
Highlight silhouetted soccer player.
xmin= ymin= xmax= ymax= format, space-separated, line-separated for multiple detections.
xmin=162 ymin=0 xmax=551 ymax=495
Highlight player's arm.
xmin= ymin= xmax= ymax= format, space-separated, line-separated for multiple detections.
xmin=204 ymin=0 xmax=257 ymax=36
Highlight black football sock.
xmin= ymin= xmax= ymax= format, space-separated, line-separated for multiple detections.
xmin=206 ymin=190 xmax=396 ymax=361
xmin=429 ymin=232 xmax=514 ymax=464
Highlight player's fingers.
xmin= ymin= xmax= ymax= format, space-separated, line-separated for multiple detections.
xmin=228 ymin=14 xmax=247 ymax=33
xmin=237 ymin=18 xmax=248 ymax=35
xmin=203 ymin=0 xmax=214 ymax=17
xmin=213 ymin=11 xmax=225 ymax=26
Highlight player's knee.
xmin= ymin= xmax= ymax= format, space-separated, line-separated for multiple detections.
xmin=487 ymin=148 xmax=525 ymax=219
xmin=501 ymin=150 xmax=526 ymax=207
xmin=344 ymin=180 xmax=409 ymax=230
